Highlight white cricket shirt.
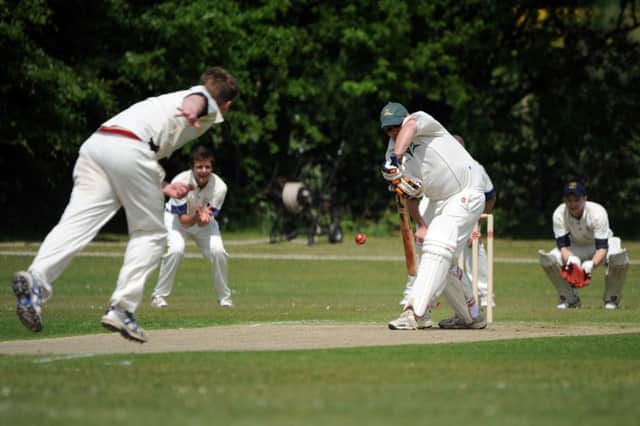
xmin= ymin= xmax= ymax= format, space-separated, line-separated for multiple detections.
xmin=102 ymin=85 xmax=223 ymax=159
xmin=552 ymin=201 xmax=612 ymax=246
xmin=166 ymin=170 xmax=227 ymax=217
xmin=386 ymin=111 xmax=484 ymax=200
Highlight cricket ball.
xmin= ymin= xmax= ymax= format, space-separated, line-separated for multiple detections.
xmin=355 ymin=233 xmax=367 ymax=245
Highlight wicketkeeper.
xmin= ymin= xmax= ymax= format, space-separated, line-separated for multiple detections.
xmin=150 ymin=145 xmax=233 ymax=308
xmin=538 ymin=181 xmax=629 ymax=309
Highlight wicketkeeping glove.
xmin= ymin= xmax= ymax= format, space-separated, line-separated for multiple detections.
xmin=381 ymin=155 xmax=402 ymax=184
xmin=566 ymin=255 xmax=581 ymax=268
xmin=560 ymin=263 xmax=592 ymax=288
xmin=581 ymin=260 xmax=594 ymax=275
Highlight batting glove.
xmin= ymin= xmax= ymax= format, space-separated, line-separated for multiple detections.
xmin=381 ymin=155 xmax=402 ymax=183
xmin=394 ymin=176 xmax=422 ymax=199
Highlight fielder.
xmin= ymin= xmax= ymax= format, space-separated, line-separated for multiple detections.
xmin=397 ymin=134 xmax=496 ymax=329
xmin=11 ymin=67 xmax=238 ymax=342
xmin=151 ymin=145 xmax=233 ymax=308
xmin=380 ymin=102 xmax=487 ymax=331
xmin=539 ymin=181 xmax=629 ymax=309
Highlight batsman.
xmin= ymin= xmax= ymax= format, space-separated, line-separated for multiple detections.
xmin=380 ymin=102 xmax=487 ymax=330
xmin=539 ymin=181 xmax=629 ymax=309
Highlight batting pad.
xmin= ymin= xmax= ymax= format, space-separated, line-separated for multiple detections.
xmin=409 ymin=251 xmax=451 ymax=317
xmin=604 ymin=249 xmax=629 ymax=306
xmin=448 ymin=263 xmax=475 ymax=302
xmin=442 ymin=276 xmax=473 ymax=324
xmin=408 ymin=218 xmax=458 ymax=317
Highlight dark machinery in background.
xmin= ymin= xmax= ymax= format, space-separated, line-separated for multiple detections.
xmin=266 ymin=141 xmax=345 ymax=245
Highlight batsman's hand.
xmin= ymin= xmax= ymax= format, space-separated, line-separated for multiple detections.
xmin=176 ymin=94 xmax=207 ymax=128
xmin=164 ymin=183 xmax=193 ymax=199
xmin=415 ymin=224 xmax=427 ymax=246
xmin=394 ymin=176 xmax=422 ymax=199
xmin=381 ymin=155 xmax=402 ymax=183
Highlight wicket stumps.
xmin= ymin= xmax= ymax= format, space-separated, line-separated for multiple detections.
xmin=471 ymin=214 xmax=494 ymax=323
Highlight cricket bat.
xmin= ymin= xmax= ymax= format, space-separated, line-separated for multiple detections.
xmin=396 ymin=194 xmax=417 ymax=276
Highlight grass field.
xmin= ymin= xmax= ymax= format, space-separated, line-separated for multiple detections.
xmin=1 ymin=234 xmax=639 ymax=425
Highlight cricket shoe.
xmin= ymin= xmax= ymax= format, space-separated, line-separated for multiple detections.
xmin=219 ymin=298 xmax=234 ymax=307
xmin=439 ymin=313 xmax=487 ymax=330
xmin=101 ymin=306 xmax=147 ymax=343
xmin=604 ymin=302 xmax=618 ymax=310
xmin=388 ymin=309 xmax=417 ymax=330
xmin=437 ymin=314 xmax=459 ymax=329
xmin=150 ymin=295 xmax=168 ymax=308
xmin=12 ymin=271 xmax=44 ymax=332
xmin=556 ymin=296 xmax=581 ymax=309
xmin=416 ymin=313 xmax=433 ymax=329
xmin=480 ymin=295 xmax=495 ymax=308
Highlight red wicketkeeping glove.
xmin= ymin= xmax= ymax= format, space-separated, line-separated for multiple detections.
xmin=560 ymin=264 xmax=592 ymax=288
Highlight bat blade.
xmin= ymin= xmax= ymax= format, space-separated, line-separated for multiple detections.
xmin=396 ymin=194 xmax=417 ymax=276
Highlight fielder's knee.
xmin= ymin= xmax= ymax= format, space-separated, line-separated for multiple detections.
xmin=205 ymin=247 xmax=227 ymax=261
xmin=167 ymin=240 xmax=186 ymax=256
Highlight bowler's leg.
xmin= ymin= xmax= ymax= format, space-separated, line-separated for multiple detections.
xmin=14 ymin=143 xmax=120 ymax=332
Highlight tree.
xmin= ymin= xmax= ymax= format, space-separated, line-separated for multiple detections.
xmin=1 ymin=0 xmax=639 ymax=238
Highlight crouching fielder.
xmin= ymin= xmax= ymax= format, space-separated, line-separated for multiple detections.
xmin=539 ymin=181 xmax=629 ymax=309
xmin=379 ymin=102 xmax=487 ymax=330
xmin=151 ymin=145 xmax=233 ymax=308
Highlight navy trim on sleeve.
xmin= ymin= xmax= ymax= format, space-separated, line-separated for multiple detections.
xmin=556 ymin=234 xmax=571 ymax=249
xmin=595 ymin=238 xmax=609 ymax=250
xmin=188 ymin=92 xmax=209 ymax=117
xmin=170 ymin=204 xmax=188 ymax=215
xmin=484 ymin=188 xmax=496 ymax=201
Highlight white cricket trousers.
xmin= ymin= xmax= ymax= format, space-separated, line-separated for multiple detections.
xmin=152 ymin=212 xmax=231 ymax=303
xmin=463 ymin=241 xmax=488 ymax=296
xmin=407 ymin=189 xmax=485 ymax=317
xmin=28 ymin=133 xmax=167 ymax=312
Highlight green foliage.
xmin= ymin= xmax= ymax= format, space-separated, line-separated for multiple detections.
xmin=2 ymin=1 xmax=640 ymax=237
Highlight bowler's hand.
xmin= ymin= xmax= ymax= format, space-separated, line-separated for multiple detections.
xmin=164 ymin=183 xmax=193 ymax=199
xmin=176 ymin=94 xmax=207 ymax=128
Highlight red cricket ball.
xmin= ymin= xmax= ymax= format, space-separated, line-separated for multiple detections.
xmin=355 ymin=233 xmax=367 ymax=245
